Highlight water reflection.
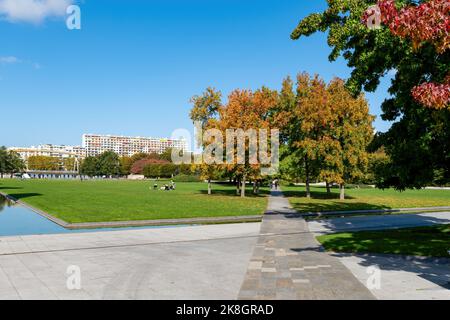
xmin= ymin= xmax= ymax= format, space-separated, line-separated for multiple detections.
xmin=0 ymin=194 xmax=16 ymax=212
xmin=0 ymin=194 xmax=185 ymax=236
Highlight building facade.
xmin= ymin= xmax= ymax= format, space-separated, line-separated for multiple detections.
xmin=82 ymin=134 xmax=188 ymax=157
xmin=9 ymin=144 xmax=86 ymax=160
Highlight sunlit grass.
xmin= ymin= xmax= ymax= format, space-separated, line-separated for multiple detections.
xmin=0 ymin=179 xmax=268 ymax=223
xmin=282 ymin=185 xmax=450 ymax=213
xmin=317 ymin=224 xmax=450 ymax=258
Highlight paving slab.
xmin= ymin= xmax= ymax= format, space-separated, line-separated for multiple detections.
xmin=238 ymin=190 xmax=375 ymax=300
xmin=335 ymin=253 xmax=450 ymax=300
xmin=0 ymin=223 xmax=260 ymax=299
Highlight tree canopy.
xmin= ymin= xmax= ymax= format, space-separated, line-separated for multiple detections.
xmin=291 ymin=0 xmax=450 ymax=189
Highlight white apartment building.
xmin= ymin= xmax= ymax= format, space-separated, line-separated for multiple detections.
xmin=9 ymin=144 xmax=86 ymax=160
xmin=82 ymin=134 xmax=188 ymax=157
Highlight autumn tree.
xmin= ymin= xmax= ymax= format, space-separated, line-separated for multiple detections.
xmin=131 ymin=158 xmax=169 ymax=175
xmin=217 ymin=87 xmax=279 ymax=197
xmin=189 ymin=87 xmax=223 ymax=194
xmin=366 ymin=0 xmax=449 ymax=109
xmin=321 ymin=78 xmax=374 ymax=199
xmin=291 ymin=0 xmax=450 ymax=189
xmin=27 ymin=156 xmax=60 ymax=171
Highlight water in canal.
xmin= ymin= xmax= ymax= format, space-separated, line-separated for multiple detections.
xmin=0 ymin=194 xmax=180 ymax=237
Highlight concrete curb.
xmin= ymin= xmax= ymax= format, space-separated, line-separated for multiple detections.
xmin=0 ymin=191 xmax=262 ymax=229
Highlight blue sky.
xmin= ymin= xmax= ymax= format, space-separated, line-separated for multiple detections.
xmin=0 ymin=0 xmax=393 ymax=147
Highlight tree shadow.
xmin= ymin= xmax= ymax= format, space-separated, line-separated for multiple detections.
xmin=197 ymin=188 xmax=270 ymax=198
xmin=6 ymin=193 xmax=42 ymax=200
xmin=0 ymin=186 xmax=24 ymax=190
xmin=312 ymin=214 xmax=450 ymax=234
xmin=292 ymin=201 xmax=392 ymax=213
xmin=283 ymin=189 xmax=356 ymax=200
xmin=317 ymin=223 xmax=450 ymax=289
xmin=332 ymin=252 xmax=450 ymax=291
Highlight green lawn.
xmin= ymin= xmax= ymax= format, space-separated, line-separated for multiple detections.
xmin=317 ymin=224 xmax=450 ymax=258
xmin=282 ymin=185 xmax=450 ymax=213
xmin=0 ymin=179 xmax=268 ymax=223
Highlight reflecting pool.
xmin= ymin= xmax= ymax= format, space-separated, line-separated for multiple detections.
xmin=0 ymin=194 xmax=182 ymax=237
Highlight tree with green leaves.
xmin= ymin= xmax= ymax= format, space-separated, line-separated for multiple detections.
xmin=80 ymin=156 xmax=98 ymax=177
xmin=0 ymin=146 xmax=8 ymax=178
xmin=0 ymin=147 xmax=26 ymax=178
xmin=96 ymin=151 xmax=120 ymax=177
xmin=291 ymin=0 xmax=450 ymax=189
xmin=6 ymin=151 xmax=25 ymax=177
xmin=119 ymin=156 xmax=133 ymax=175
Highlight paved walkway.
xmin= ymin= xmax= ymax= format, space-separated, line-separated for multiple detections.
xmin=0 ymin=223 xmax=260 ymax=299
xmin=337 ymin=253 xmax=450 ymax=300
xmin=238 ymin=190 xmax=375 ymax=300
xmin=308 ymin=211 xmax=450 ymax=235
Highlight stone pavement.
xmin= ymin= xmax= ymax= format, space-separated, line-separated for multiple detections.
xmin=337 ymin=253 xmax=450 ymax=300
xmin=0 ymin=223 xmax=260 ymax=299
xmin=238 ymin=190 xmax=375 ymax=300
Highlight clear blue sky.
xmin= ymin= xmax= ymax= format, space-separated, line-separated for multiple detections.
xmin=0 ymin=0 xmax=392 ymax=147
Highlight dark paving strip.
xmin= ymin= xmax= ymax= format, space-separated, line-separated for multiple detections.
xmin=238 ymin=190 xmax=376 ymax=300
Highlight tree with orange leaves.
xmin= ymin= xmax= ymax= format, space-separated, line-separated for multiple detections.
xmin=281 ymin=73 xmax=374 ymax=200
xmin=189 ymin=87 xmax=223 ymax=195
xmin=217 ymin=87 xmax=279 ymax=197
xmin=321 ymin=78 xmax=375 ymax=199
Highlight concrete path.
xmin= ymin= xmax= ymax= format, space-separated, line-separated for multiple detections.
xmin=238 ymin=190 xmax=375 ymax=300
xmin=336 ymin=253 xmax=450 ymax=300
xmin=0 ymin=223 xmax=260 ymax=299
xmin=308 ymin=211 xmax=450 ymax=235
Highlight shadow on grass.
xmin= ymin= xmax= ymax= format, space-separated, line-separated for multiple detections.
xmin=282 ymin=189 xmax=356 ymax=200
xmin=198 ymin=188 xmax=270 ymax=198
xmin=0 ymin=186 xmax=23 ymax=190
xmin=292 ymin=201 xmax=392 ymax=213
xmin=283 ymin=188 xmax=393 ymax=213
xmin=321 ymin=225 xmax=450 ymax=289
xmin=6 ymin=193 xmax=42 ymax=200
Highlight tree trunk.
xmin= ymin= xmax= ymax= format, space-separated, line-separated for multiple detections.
xmin=241 ymin=175 xmax=246 ymax=198
xmin=253 ymin=181 xmax=257 ymax=194
xmin=339 ymin=183 xmax=345 ymax=200
xmin=207 ymin=179 xmax=212 ymax=195
xmin=326 ymin=181 xmax=331 ymax=194
xmin=236 ymin=179 xmax=240 ymax=195
xmin=305 ymin=155 xmax=311 ymax=198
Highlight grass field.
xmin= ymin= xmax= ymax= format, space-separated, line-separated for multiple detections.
xmin=0 ymin=179 xmax=268 ymax=223
xmin=317 ymin=224 xmax=450 ymax=258
xmin=282 ymin=185 xmax=450 ymax=213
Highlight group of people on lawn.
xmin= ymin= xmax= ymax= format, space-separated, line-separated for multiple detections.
xmin=152 ymin=180 xmax=176 ymax=191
